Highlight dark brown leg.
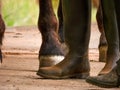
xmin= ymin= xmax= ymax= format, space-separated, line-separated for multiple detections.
xmin=57 ymin=0 xmax=68 ymax=55
xmin=57 ymin=0 xmax=64 ymax=43
xmin=0 ymin=0 xmax=5 ymax=63
xmin=96 ymin=2 xmax=107 ymax=62
xmin=37 ymin=0 xmax=64 ymax=68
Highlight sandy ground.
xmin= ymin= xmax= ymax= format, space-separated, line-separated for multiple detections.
xmin=0 ymin=24 xmax=119 ymax=90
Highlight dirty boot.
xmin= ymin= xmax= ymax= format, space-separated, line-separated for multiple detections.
xmin=86 ymin=60 xmax=120 ymax=88
xmin=37 ymin=0 xmax=91 ymax=79
xmin=86 ymin=0 xmax=120 ymax=88
xmin=98 ymin=0 xmax=119 ymax=75
xmin=98 ymin=52 xmax=119 ymax=75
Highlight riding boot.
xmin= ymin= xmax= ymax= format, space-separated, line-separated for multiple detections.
xmin=86 ymin=59 xmax=120 ymax=88
xmin=86 ymin=0 xmax=120 ymax=88
xmin=38 ymin=0 xmax=64 ymax=68
xmin=98 ymin=0 xmax=119 ymax=75
xmin=86 ymin=65 xmax=120 ymax=88
xmin=37 ymin=0 xmax=91 ymax=79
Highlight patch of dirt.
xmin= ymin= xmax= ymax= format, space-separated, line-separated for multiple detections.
xmin=0 ymin=25 xmax=119 ymax=90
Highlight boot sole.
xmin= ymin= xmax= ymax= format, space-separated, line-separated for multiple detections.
xmin=86 ymin=77 xmax=119 ymax=88
xmin=37 ymin=72 xmax=89 ymax=79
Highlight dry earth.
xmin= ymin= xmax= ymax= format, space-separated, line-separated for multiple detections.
xmin=0 ymin=24 xmax=119 ymax=90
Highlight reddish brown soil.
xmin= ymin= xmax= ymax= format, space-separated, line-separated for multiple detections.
xmin=0 ymin=24 xmax=119 ymax=90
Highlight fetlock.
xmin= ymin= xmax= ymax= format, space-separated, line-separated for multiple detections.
xmin=38 ymin=32 xmax=64 ymax=68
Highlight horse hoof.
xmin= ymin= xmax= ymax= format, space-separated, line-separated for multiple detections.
xmin=99 ymin=46 xmax=107 ymax=62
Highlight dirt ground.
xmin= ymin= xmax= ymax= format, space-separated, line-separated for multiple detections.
xmin=0 ymin=24 xmax=119 ymax=90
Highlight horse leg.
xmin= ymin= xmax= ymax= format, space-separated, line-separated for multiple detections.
xmin=0 ymin=1 xmax=5 ymax=63
xmin=96 ymin=2 xmax=107 ymax=62
xmin=57 ymin=0 xmax=64 ymax=43
xmin=37 ymin=0 xmax=64 ymax=68
xmin=57 ymin=0 xmax=68 ymax=55
xmin=92 ymin=0 xmax=99 ymax=8
xmin=0 ymin=15 xmax=5 ymax=63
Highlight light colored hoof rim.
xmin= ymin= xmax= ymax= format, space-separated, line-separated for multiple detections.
xmin=39 ymin=55 xmax=64 ymax=67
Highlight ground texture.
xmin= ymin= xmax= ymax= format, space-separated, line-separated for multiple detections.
xmin=0 ymin=24 xmax=119 ymax=90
